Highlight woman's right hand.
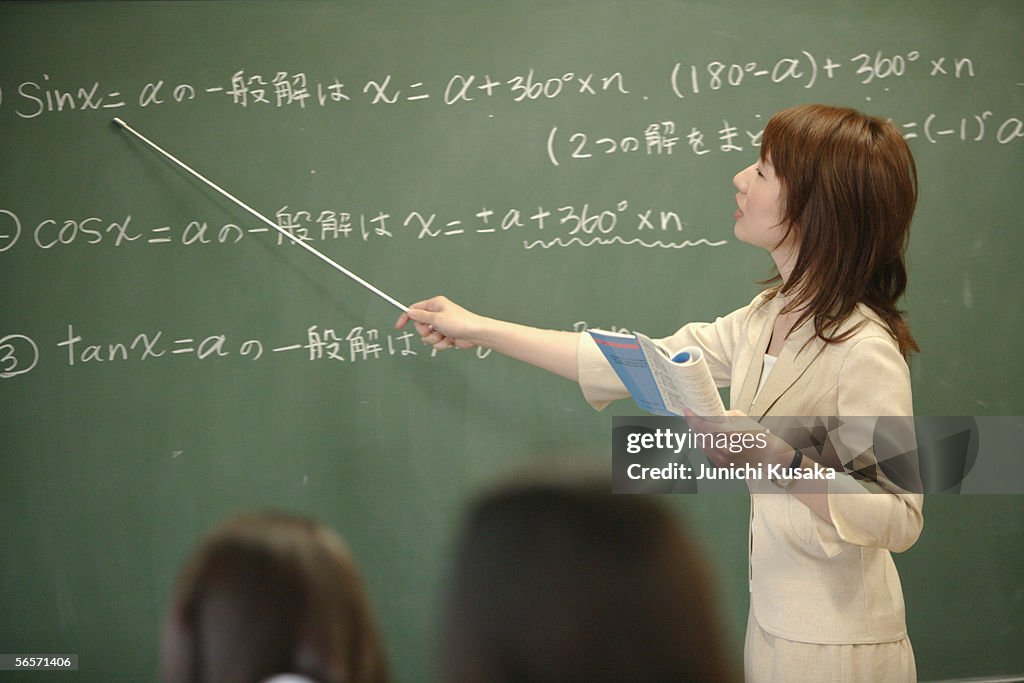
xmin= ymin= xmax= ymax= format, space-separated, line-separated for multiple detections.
xmin=395 ymin=296 xmax=485 ymax=351
xmin=396 ymin=296 xmax=582 ymax=381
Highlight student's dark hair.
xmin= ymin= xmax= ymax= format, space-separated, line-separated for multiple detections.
xmin=161 ymin=511 xmax=389 ymax=683
xmin=760 ymin=103 xmax=919 ymax=356
xmin=440 ymin=470 xmax=736 ymax=683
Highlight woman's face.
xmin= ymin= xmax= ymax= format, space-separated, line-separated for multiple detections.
xmin=732 ymin=157 xmax=791 ymax=253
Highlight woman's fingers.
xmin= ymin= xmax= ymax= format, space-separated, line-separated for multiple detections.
xmin=414 ymin=321 xmax=436 ymax=338
xmin=394 ymin=296 xmax=476 ymax=351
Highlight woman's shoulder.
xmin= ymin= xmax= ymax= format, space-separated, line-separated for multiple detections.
xmin=820 ymin=304 xmax=905 ymax=366
xmin=727 ymin=290 xmax=778 ymax=322
xmin=847 ymin=304 xmax=900 ymax=344
xmin=702 ymin=291 xmax=777 ymax=339
xmin=791 ymin=303 xmax=902 ymax=362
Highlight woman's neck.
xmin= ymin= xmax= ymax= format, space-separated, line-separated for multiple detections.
xmin=771 ymin=241 xmax=798 ymax=285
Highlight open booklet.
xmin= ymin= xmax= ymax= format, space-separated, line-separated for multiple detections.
xmin=587 ymin=329 xmax=727 ymax=417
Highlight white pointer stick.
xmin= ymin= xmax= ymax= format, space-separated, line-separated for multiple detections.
xmin=112 ymin=117 xmax=408 ymax=313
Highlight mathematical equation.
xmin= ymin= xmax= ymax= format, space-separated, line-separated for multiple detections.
xmin=0 ymin=49 xmax=1001 ymax=120
xmin=669 ymin=51 xmax=979 ymax=95
xmin=0 ymin=201 xmax=729 ymax=255
xmin=0 ymin=321 xmax=626 ymax=379
xmin=0 ymin=324 xmax=489 ymax=379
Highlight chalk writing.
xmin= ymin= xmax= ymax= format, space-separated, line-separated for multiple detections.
xmin=547 ymin=119 xmax=763 ymax=165
xmin=31 ymin=215 xmax=138 ymax=249
xmin=523 ymin=236 xmax=728 ymax=250
xmin=546 ymin=110 xmax=1022 ymax=166
xmin=900 ymin=112 xmax=1024 ymax=144
xmin=0 ymin=209 xmax=20 ymax=252
xmin=0 ymin=324 xmax=500 ymax=378
xmin=669 ymin=51 xmax=977 ymax=97
xmin=0 ymin=334 xmax=39 ymax=378
xmin=444 ymin=69 xmax=630 ymax=104
xmin=0 ymin=201 xmax=724 ymax=254
xmin=13 ymin=74 xmax=126 ymax=119
xmin=0 ymin=49 xmax=1007 ymax=120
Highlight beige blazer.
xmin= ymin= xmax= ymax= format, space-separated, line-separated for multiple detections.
xmin=577 ymin=292 xmax=924 ymax=644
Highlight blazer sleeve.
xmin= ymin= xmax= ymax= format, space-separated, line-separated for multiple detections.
xmin=824 ymin=336 xmax=924 ymax=554
xmin=576 ymin=302 xmax=754 ymax=410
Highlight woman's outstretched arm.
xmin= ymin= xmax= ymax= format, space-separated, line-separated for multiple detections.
xmin=396 ymin=296 xmax=582 ymax=382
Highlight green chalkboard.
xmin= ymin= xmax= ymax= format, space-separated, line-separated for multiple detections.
xmin=1 ymin=1 xmax=1022 ymax=680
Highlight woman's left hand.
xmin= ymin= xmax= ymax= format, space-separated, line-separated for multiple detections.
xmin=683 ymin=409 xmax=793 ymax=470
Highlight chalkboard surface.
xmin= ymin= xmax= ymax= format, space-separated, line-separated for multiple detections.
xmin=1 ymin=2 xmax=1022 ymax=680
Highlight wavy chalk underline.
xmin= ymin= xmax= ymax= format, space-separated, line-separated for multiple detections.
xmin=522 ymin=236 xmax=728 ymax=250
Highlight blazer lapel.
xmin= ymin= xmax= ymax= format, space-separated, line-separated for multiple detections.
xmin=732 ymin=297 xmax=779 ymax=414
xmin=749 ymin=319 xmax=824 ymax=418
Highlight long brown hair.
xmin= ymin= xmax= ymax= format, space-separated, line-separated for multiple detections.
xmin=161 ymin=511 xmax=390 ymax=683
xmin=761 ymin=104 xmax=919 ymax=356
xmin=440 ymin=471 xmax=737 ymax=683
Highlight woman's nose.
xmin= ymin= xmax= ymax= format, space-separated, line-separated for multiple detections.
xmin=733 ymin=165 xmax=757 ymax=193
xmin=733 ymin=166 xmax=749 ymax=192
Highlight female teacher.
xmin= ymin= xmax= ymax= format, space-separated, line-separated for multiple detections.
xmin=397 ymin=104 xmax=924 ymax=682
